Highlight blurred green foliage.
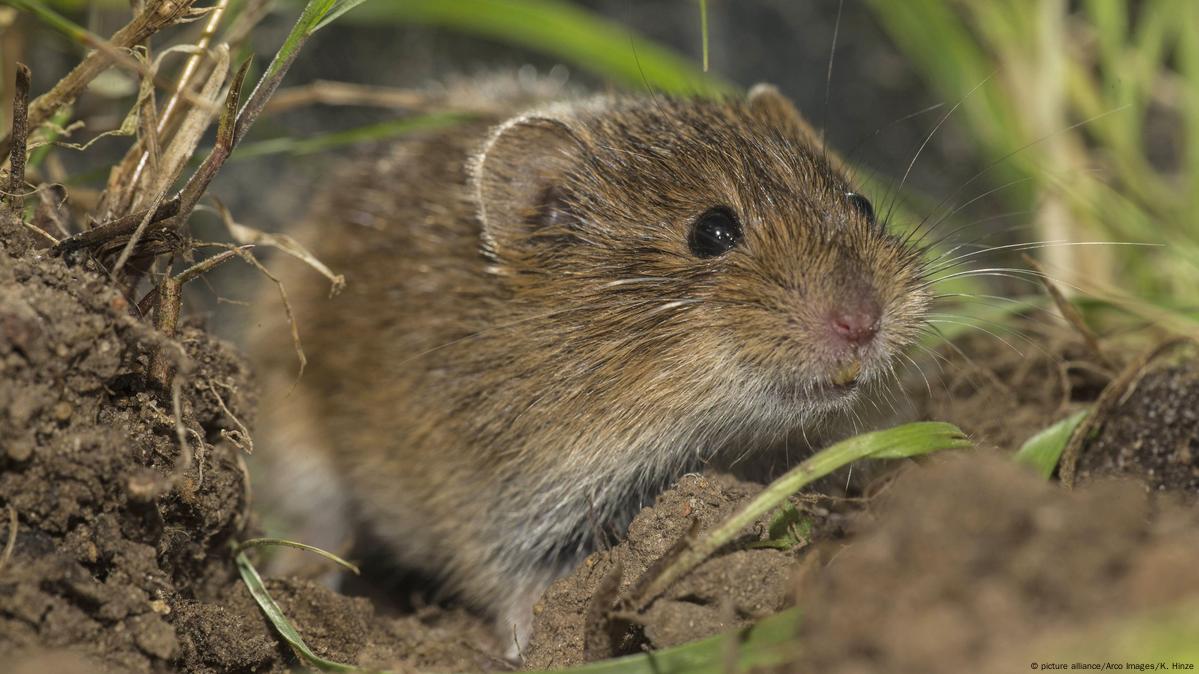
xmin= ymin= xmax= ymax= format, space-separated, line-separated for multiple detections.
xmin=868 ymin=0 xmax=1199 ymax=331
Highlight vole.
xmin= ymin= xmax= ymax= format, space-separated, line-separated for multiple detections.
xmin=252 ymin=78 xmax=931 ymax=652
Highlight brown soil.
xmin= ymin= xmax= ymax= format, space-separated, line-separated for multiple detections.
xmin=911 ymin=317 xmax=1110 ymax=452
xmin=1076 ymin=358 xmax=1199 ymax=493
xmin=0 ymin=245 xmax=499 ymax=673
xmin=3 ymin=234 xmax=1197 ymax=673
xmin=523 ymin=473 xmax=851 ymax=669
xmin=1 ymin=242 xmax=253 ymax=672
xmin=792 ymin=453 xmax=1199 ymax=674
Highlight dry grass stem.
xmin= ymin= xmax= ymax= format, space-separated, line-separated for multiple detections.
xmin=263 ymin=80 xmax=439 ymax=115
xmin=231 ymin=245 xmax=307 ymax=380
xmin=5 ymin=63 xmax=31 ymax=212
xmin=111 ymin=0 xmax=234 ymax=215
xmin=212 ymin=198 xmax=345 ymax=295
xmin=149 ymin=272 xmax=183 ymax=387
xmin=0 ymin=0 xmax=207 ymax=160
xmin=209 ymin=379 xmax=253 ymax=454
xmin=221 ymin=0 xmax=275 ymax=48
xmin=53 ymin=197 xmax=182 ymax=254
xmin=1024 ymin=253 xmax=1110 ymax=369
xmin=0 ymin=506 xmax=17 ymax=577
xmin=111 ymin=181 xmax=173 ymax=276
xmin=33 ymin=183 xmax=70 ymax=239
xmin=110 ymin=55 xmax=246 ymax=276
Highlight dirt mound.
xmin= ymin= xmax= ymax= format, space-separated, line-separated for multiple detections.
xmin=0 ymin=245 xmax=254 ymax=671
xmin=792 ymin=453 xmax=1199 ymax=674
xmin=0 ymin=245 xmax=509 ymax=673
xmin=524 ymin=473 xmax=854 ymax=669
xmin=173 ymin=579 xmax=503 ymax=673
xmin=1077 ymin=359 xmax=1199 ymax=493
xmin=912 ymin=318 xmax=1107 ymax=452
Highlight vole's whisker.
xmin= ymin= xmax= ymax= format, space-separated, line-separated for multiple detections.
xmin=925 ymin=240 xmax=1069 ymax=274
xmin=930 ymin=291 xmax=1070 ymax=329
xmin=926 ymin=240 xmax=1155 ymax=277
xmin=909 ymin=340 xmax=954 ymax=379
xmin=903 ymin=175 xmax=1035 ymax=249
xmin=901 ymin=103 xmax=1131 ymax=247
xmin=843 ymin=102 xmax=945 ymax=173
xmin=924 ymin=265 xmax=1054 ymax=287
xmin=925 ymin=318 xmax=1025 ymax=358
xmin=922 ymin=322 xmax=1002 ymax=378
xmin=925 ymin=312 xmax=1040 ymax=352
xmin=897 ymin=351 xmax=935 ymax=401
xmin=916 ymin=212 xmax=1037 ymax=255
xmin=887 ymin=73 xmax=994 ymax=226
xmin=820 ymin=0 xmax=845 ymax=158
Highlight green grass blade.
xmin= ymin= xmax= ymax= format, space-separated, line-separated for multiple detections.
xmin=5 ymin=0 xmax=90 ymax=42
xmin=636 ymin=422 xmax=971 ymax=604
xmin=312 ymin=0 xmax=369 ymax=32
xmin=233 ymin=537 xmax=361 ymax=574
xmin=1014 ymin=409 xmax=1089 ymax=479
xmin=235 ymin=550 xmax=385 ymax=673
xmin=232 ymin=113 xmax=470 ymax=159
xmin=337 ymin=0 xmax=728 ymax=95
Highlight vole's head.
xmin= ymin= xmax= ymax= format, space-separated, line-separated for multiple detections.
xmin=471 ymin=84 xmax=930 ymax=424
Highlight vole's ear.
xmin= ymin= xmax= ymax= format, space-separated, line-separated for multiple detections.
xmin=472 ymin=115 xmax=583 ymax=257
xmin=748 ymin=83 xmax=832 ymax=156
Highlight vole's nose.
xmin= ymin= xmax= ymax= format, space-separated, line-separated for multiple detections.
xmin=828 ymin=299 xmax=881 ymax=347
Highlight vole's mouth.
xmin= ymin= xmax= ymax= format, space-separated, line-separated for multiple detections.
xmin=828 ymin=358 xmax=862 ymax=388
xmin=762 ymin=354 xmax=871 ymax=409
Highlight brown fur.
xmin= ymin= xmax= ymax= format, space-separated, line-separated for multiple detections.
xmin=252 ymin=80 xmax=931 ymax=649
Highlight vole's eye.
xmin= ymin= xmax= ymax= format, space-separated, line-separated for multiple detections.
xmin=689 ymin=206 xmax=743 ymax=258
xmin=846 ymin=192 xmax=875 ymax=225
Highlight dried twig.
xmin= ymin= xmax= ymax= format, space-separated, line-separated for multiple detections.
xmin=33 ymin=183 xmax=70 ymax=239
xmin=53 ymin=197 xmax=181 ymax=254
xmin=0 ymin=506 xmax=17 ymax=577
xmin=1024 ymin=254 xmax=1111 ymax=369
xmin=220 ymin=0 xmax=275 ymax=50
xmin=110 ymin=57 xmax=248 ymax=276
xmin=263 ymin=80 xmax=435 ymax=115
xmin=583 ymin=561 xmax=626 ymax=662
xmin=212 ymin=198 xmax=344 ymax=295
xmin=187 ymin=426 xmax=207 ymax=486
xmin=175 ymin=245 xmax=248 ymax=284
xmin=172 ymin=58 xmax=251 ymax=227
xmin=109 ymin=0 xmax=232 ymax=216
xmin=53 ymin=0 xmax=351 ymax=266
xmin=169 ymin=372 xmax=192 ymax=482
xmin=5 ymin=63 xmax=31 ymax=212
xmin=209 ymin=379 xmax=253 ymax=454
xmin=144 ymin=246 xmax=248 ymax=384
xmin=627 ymin=519 xmax=700 ymax=610
xmin=111 ymin=177 xmax=173 ymax=276
xmin=231 ymin=246 xmax=307 ymax=380
xmin=148 ymin=270 xmax=183 ymax=388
